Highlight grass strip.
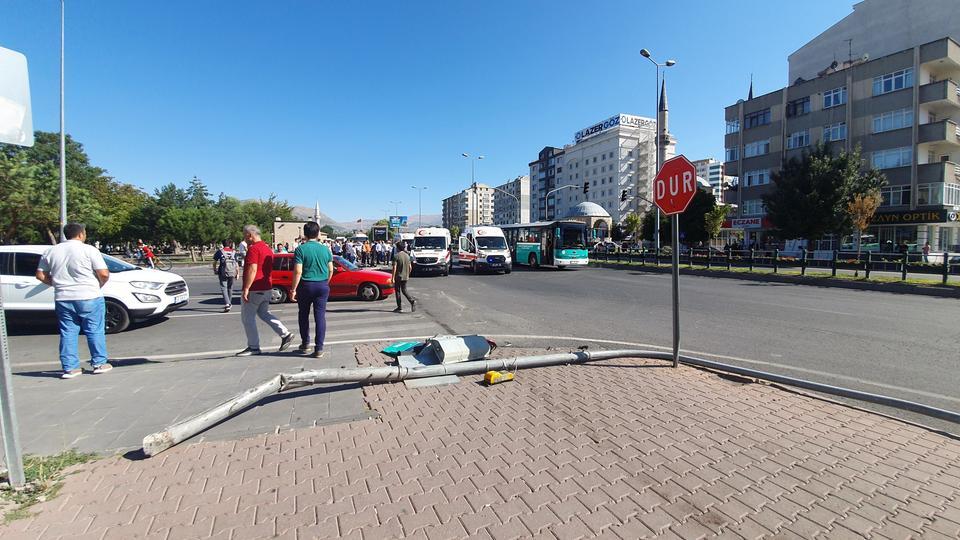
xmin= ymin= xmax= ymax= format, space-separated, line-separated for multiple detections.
xmin=1 ymin=449 xmax=98 ymax=523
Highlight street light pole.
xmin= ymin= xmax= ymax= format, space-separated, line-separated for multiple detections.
xmin=411 ymin=186 xmax=427 ymax=228
xmin=462 ymin=153 xmax=484 ymax=225
xmin=544 ymin=185 xmax=577 ymax=221
xmin=640 ymin=49 xmax=675 ymax=252
xmin=58 ymin=0 xmax=67 ymax=241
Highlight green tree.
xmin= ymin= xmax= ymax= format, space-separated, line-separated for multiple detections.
xmin=641 ymin=211 xmax=669 ymax=246
xmin=186 ymin=176 xmax=213 ymax=207
xmin=449 ymin=225 xmax=460 ymax=239
xmin=622 ymin=213 xmax=642 ymax=241
xmin=704 ymin=205 xmax=731 ymax=243
xmin=320 ymin=224 xmax=335 ymax=236
xmin=677 ymin=190 xmax=717 ymax=246
xmin=763 ymin=143 xmax=885 ymax=241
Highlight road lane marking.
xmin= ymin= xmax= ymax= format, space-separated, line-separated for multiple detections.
xmin=480 ymin=334 xmax=960 ymax=405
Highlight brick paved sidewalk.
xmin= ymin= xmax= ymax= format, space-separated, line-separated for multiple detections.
xmin=3 ymin=344 xmax=960 ymax=539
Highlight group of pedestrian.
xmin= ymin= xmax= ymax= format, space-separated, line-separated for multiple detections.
xmin=42 ymin=222 xmax=419 ymax=379
xmin=329 ymin=239 xmax=392 ymax=267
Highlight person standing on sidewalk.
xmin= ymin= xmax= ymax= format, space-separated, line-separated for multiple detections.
xmin=35 ymin=223 xmax=113 ymax=379
xmin=391 ymin=241 xmax=416 ymax=313
xmin=289 ymin=222 xmax=334 ymax=358
xmin=213 ymin=240 xmax=239 ymax=312
xmin=237 ymin=225 xmax=295 ymax=356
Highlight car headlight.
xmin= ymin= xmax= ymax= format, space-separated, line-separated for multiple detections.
xmin=132 ymin=293 xmax=161 ymax=303
xmin=130 ymin=281 xmax=164 ymax=290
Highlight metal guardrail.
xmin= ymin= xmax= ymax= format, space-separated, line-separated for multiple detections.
xmin=591 ymin=247 xmax=958 ymax=284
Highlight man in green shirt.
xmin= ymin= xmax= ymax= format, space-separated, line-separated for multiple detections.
xmin=392 ymin=241 xmax=416 ymax=313
xmin=290 ymin=222 xmax=334 ymax=358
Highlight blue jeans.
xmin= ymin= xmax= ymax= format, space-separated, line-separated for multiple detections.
xmin=55 ymin=298 xmax=109 ymax=372
xmin=297 ymin=280 xmax=330 ymax=351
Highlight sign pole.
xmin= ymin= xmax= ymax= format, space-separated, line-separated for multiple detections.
xmin=0 ymin=290 xmax=25 ymax=486
xmin=671 ymin=214 xmax=680 ymax=368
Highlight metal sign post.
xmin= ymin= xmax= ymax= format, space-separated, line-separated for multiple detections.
xmin=0 ymin=291 xmax=25 ymax=486
xmin=653 ymin=155 xmax=697 ymax=369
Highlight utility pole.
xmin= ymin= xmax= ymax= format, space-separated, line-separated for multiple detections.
xmin=58 ymin=0 xmax=67 ymax=241
xmin=640 ymin=49 xmax=675 ymax=252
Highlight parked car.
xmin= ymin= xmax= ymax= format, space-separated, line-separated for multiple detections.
xmin=0 ymin=245 xmax=189 ymax=333
xmin=269 ymin=254 xmax=394 ymax=303
xmin=592 ymin=241 xmax=620 ymax=252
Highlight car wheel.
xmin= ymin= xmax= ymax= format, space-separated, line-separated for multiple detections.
xmin=105 ymin=300 xmax=130 ymax=334
xmin=528 ymin=253 xmax=539 ymax=269
xmin=358 ymin=282 xmax=380 ymax=301
xmin=270 ymin=286 xmax=287 ymax=304
xmin=504 ymin=265 xmax=512 ymax=274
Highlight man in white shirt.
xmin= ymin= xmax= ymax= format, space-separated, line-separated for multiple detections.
xmin=35 ymin=223 xmax=112 ymax=379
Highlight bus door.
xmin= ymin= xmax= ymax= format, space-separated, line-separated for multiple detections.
xmin=541 ymin=228 xmax=555 ymax=266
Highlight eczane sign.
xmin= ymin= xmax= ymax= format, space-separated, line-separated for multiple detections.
xmin=0 ymin=46 xmax=33 ymax=147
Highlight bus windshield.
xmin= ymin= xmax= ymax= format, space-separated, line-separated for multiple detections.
xmin=476 ymin=236 xmax=507 ymax=249
xmin=413 ymin=237 xmax=447 ymax=250
xmin=559 ymin=224 xmax=587 ymax=249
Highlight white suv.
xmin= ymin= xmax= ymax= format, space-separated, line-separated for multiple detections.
xmin=0 ymin=245 xmax=190 ymax=333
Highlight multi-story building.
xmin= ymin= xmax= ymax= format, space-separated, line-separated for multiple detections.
xmin=492 ymin=175 xmax=530 ymax=225
xmin=692 ymin=158 xmax=726 ymax=200
xmin=528 ymin=147 xmax=564 ymax=223
xmin=725 ymin=13 xmax=960 ymax=250
xmin=529 ymin=112 xmax=671 ymax=226
xmin=441 ymin=183 xmax=495 ymax=230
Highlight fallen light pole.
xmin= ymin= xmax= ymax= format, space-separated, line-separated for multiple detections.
xmin=142 ymin=348 xmax=672 ymax=457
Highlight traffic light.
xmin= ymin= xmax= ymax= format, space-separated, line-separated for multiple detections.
xmin=620 ymin=190 xmax=628 ymax=202
xmin=582 ymin=182 xmax=589 ymax=194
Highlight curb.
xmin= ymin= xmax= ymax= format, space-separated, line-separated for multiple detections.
xmin=590 ymin=261 xmax=960 ymax=298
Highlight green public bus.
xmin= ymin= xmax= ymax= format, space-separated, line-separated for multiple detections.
xmin=501 ymin=220 xmax=590 ymax=268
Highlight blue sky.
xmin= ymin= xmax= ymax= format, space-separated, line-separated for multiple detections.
xmin=3 ymin=0 xmax=853 ymax=222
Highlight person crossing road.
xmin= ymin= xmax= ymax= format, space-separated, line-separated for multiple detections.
xmin=391 ymin=241 xmax=416 ymax=313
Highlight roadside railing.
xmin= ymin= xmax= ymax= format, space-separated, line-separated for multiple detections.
xmin=591 ymin=247 xmax=959 ymax=284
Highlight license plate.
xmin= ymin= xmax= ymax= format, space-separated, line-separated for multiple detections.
xmin=490 ymin=263 xmax=502 ymax=267
xmin=174 ymin=294 xmax=187 ymax=303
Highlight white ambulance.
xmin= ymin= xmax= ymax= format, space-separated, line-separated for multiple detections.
xmin=411 ymin=227 xmax=452 ymax=276
xmin=458 ymin=226 xmax=512 ymax=274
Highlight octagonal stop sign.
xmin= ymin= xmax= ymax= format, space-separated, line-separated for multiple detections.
xmin=653 ymin=155 xmax=697 ymax=215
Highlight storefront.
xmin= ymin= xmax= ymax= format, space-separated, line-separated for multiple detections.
xmin=719 ymin=216 xmax=775 ymax=248
xmin=867 ymin=209 xmax=960 ymax=252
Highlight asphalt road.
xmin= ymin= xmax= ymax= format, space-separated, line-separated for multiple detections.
xmin=6 ymin=262 xmax=959 ymax=433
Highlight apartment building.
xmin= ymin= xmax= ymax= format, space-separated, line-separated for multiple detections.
xmin=725 ymin=36 xmax=960 ymax=251
xmin=441 ymin=183 xmax=495 ymax=230
xmin=692 ymin=158 xmax=727 ymax=200
xmin=492 ymin=175 xmax=530 ymax=225
xmin=528 ymin=147 xmax=564 ymax=223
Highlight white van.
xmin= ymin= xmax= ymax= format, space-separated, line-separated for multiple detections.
xmin=411 ymin=227 xmax=452 ymax=276
xmin=458 ymin=226 xmax=512 ymax=274
xmin=0 ymin=245 xmax=189 ymax=333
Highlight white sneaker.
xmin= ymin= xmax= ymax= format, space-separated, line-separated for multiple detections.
xmin=92 ymin=363 xmax=113 ymax=374
xmin=61 ymin=370 xmax=82 ymax=379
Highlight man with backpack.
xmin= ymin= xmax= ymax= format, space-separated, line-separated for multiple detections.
xmin=213 ymin=240 xmax=240 ymax=312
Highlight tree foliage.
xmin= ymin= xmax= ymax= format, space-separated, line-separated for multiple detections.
xmin=763 ymin=143 xmax=886 ymax=241
xmin=0 ymin=132 xmax=297 ymax=247
xmin=704 ymin=205 xmax=731 ymax=241
xmin=622 ymin=213 xmax=642 ymax=241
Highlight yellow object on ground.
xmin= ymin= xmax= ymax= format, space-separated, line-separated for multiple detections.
xmin=484 ymin=370 xmax=515 ymax=385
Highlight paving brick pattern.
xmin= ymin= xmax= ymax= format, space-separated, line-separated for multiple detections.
xmin=3 ymin=344 xmax=960 ymax=539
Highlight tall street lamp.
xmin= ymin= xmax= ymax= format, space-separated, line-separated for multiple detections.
xmin=59 ymin=0 xmax=67 ymax=241
xmin=640 ymin=48 xmax=675 ymax=252
xmin=411 ymin=186 xmax=427 ymax=228
xmin=462 ymin=153 xmax=485 ymax=225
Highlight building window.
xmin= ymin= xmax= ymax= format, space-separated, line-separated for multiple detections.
xmin=725 ymin=119 xmax=740 ymax=134
xmin=744 ymin=109 xmax=771 ymax=129
xmin=873 ymin=68 xmax=913 ymax=96
xmin=601 ymin=154 xmax=606 ymax=161
xmin=823 ymin=87 xmax=847 ymax=109
xmin=873 ymin=108 xmax=913 ymax=133
xmin=744 ymin=139 xmax=770 ymax=158
xmin=786 ymin=130 xmax=809 ymax=149
xmin=879 ymin=184 xmax=911 ymax=206
xmin=725 ymin=147 xmax=739 ymax=161
xmin=871 ymin=147 xmax=912 ymax=169
xmin=592 ymin=180 xmax=597 ymax=186
xmin=786 ymin=96 xmax=811 ymax=118
xmin=823 ymin=122 xmax=847 ymax=142
xmin=609 ymin=152 xmax=614 ymax=158
xmin=744 ymin=169 xmax=770 ymax=187
xmin=742 ymin=199 xmax=765 ymax=216
xmin=592 ymin=157 xmax=597 ymax=163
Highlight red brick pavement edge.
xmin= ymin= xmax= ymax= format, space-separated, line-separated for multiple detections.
xmin=2 ymin=344 xmax=959 ymax=539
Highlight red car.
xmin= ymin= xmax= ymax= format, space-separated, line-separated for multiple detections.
xmin=269 ymin=254 xmax=395 ymax=303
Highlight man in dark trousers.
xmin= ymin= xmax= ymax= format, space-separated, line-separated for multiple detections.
xmin=391 ymin=241 xmax=416 ymax=313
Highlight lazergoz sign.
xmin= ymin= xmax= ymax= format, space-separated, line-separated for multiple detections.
xmin=574 ymin=114 xmax=655 ymax=143
xmin=653 ymin=155 xmax=697 ymax=216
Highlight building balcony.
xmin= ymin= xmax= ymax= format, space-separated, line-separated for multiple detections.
xmin=919 ymin=80 xmax=960 ymax=113
xmin=918 ymin=161 xmax=960 ymax=184
xmin=918 ymin=119 xmax=960 ymax=147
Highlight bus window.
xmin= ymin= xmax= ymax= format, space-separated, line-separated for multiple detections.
xmin=560 ymin=223 xmax=587 ymax=249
